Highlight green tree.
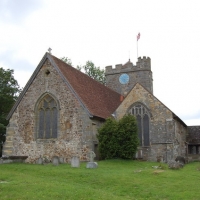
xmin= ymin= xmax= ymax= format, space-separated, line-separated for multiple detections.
xmin=0 ymin=68 xmax=21 ymax=156
xmin=60 ymin=57 xmax=73 ymax=66
xmin=97 ymin=114 xmax=139 ymax=160
xmin=61 ymin=57 xmax=105 ymax=84
xmin=81 ymin=61 xmax=105 ymax=85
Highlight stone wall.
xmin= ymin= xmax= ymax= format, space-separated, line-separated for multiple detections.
xmin=3 ymin=59 xmax=102 ymax=163
xmin=115 ymin=83 xmax=187 ymax=162
xmin=174 ymin=120 xmax=187 ymax=157
xmin=187 ymin=126 xmax=200 ymax=144
xmin=186 ymin=126 xmax=200 ymax=162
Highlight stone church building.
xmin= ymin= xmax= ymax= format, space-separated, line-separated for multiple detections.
xmin=2 ymin=52 xmax=200 ymax=163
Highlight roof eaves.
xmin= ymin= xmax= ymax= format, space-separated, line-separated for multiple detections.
xmin=172 ymin=113 xmax=187 ymax=127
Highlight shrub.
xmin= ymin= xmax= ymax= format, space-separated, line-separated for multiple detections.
xmin=97 ymin=114 xmax=139 ymax=159
xmin=97 ymin=118 xmax=118 ymax=159
xmin=117 ymin=115 xmax=139 ymax=159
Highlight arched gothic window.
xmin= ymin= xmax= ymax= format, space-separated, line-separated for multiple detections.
xmin=36 ymin=94 xmax=58 ymax=139
xmin=129 ymin=103 xmax=150 ymax=146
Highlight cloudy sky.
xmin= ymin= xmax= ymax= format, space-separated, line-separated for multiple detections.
xmin=0 ymin=0 xmax=200 ymax=125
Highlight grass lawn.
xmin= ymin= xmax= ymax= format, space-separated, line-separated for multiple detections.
xmin=0 ymin=160 xmax=200 ymax=200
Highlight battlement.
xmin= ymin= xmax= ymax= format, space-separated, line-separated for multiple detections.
xmin=105 ymin=60 xmax=134 ymax=73
xmin=136 ymin=56 xmax=151 ymax=69
xmin=105 ymin=56 xmax=151 ymax=74
xmin=137 ymin=56 xmax=151 ymax=62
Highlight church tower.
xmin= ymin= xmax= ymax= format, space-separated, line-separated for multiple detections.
xmin=105 ymin=56 xmax=153 ymax=96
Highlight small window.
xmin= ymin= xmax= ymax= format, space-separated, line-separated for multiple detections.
xmin=37 ymin=94 xmax=58 ymax=139
xmin=45 ymin=69 xmax=50 ymax=75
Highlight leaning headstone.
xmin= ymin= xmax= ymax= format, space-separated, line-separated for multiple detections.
xmin=36 ymin=157 xmax=43 ymax=165
xmin=59 ymin=157 xmax=64 ymax=164
xmin=52 ymin=156 xmax=59 ymax=166
xmin=71 ymin=156 xmax=80 ymax=168
xmin=175 ymin=156 xmax=185 ymax=165
xmin=86 ymin=151 xmax=98 ymax=169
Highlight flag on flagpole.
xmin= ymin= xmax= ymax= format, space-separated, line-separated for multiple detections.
xmin=137 ymin=33 xmax=140 ymax=41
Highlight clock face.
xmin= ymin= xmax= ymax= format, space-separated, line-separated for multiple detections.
xmin=119 ymin=73 xmax=129 ymax=84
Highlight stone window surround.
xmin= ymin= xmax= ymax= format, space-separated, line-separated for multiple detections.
xmin=34 ymin=92 xmax=61 ymax=140
xmin=128 ymin=102 xmax=151 ymax=147
xmin=188 ymin=144 xmax=200 ymax=154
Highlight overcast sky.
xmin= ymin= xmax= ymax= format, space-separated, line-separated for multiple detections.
xmin=0 ymin=0 xmax=200 ymax=126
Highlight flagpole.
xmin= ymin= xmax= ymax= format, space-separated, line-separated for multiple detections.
xmin=136 ymin=33 xmax=140 ymax=59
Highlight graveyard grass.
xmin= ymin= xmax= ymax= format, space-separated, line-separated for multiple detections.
xmin=1 ymin=160 xmax=200 ymax=199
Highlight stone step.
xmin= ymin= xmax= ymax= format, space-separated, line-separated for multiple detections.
xmin=6 ymin=132 xmax=14 ymax=137
xmin=4 ymin=141 xmax=13 ymax=146
xmin=6 ymin=128 xmax=15 ymax=135
xmin=5 ymin=136 xmax=13 ymax=141
xmin=3 ymin=146 xmax=13 ymax=151
xmin=2 ymin=150 xmax=13 ymax=156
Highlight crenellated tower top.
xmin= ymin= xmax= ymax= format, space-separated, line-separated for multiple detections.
xmin=105 ymin=57 xmax=151 ymax=74
xmin=105 ymin=57 xmax=153 ymax=95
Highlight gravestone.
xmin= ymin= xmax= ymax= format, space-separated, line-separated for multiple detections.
xmin=52 ymin=156 xmax=59 ymax=166
xmin=59 ymin=157 xmax=64 ymax=164
xmin=36 ymin=157 xmax=43 ymax=165
xmin=71 ymin=156 xmax=80 ymax=168
xmin=175 ymin=156 xmax=185 ymax=164
xmin=0 ymin=158 xmax=3 ymax=164
xmin=86 ymin=151 xmax=98 ymax=169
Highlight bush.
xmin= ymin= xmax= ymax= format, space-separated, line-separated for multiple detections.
xmin=97 ymin=114 xmax=139 ymax=159
xmin=97 ymin=118 xmax=118 ymax=159
xmin=117 ymin=115 xmax=139 ymax=159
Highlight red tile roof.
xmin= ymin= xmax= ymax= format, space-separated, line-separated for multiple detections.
xmin=50 ymin=54 xmax=122 ymax=119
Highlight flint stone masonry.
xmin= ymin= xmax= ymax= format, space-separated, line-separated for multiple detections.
xmin=3 ymin=59 xmax=102 ymax=163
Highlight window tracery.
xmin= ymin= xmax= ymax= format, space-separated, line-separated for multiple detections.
xmin=36 ymin=94 xmax=58 ymax=139
xmin=129 ymin=103 xmax=150 ymax=146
